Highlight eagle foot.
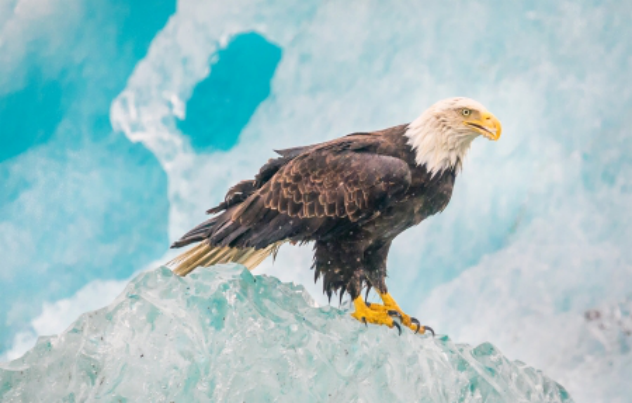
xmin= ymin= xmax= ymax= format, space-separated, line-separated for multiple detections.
xmin=351 ymin=297 xmax=401 ymax=334
xmin=363 ymin=293 xmax=434 ymax=336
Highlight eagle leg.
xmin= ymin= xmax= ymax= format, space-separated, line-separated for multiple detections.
xmin=351 ymin=296 xmax=401 ymax=334
xmin=364 ymin=292 xmax=434 ymax=336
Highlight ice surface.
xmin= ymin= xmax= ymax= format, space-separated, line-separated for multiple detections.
xmin=0 ymin=265 xmax=571 ymax=403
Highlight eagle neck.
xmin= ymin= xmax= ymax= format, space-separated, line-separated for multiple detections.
xmin=404 ymin=114 xmax=475 ymax=177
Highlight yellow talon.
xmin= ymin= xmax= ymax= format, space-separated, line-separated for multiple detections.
xmin=377 ymin=292 xmax=412 ymax=327
xmin=350 ymin=296 xmax=398 ymax=329
xmin=363 ymin=292 xmax=432 ymax=335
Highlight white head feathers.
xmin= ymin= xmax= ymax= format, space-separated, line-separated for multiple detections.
xmin=404 ymin=97 xmax=501 ymax=177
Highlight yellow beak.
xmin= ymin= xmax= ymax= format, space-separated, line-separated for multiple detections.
xmin=465 ymin=112 xmax=502 ymax=141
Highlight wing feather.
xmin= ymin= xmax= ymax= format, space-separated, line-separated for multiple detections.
xmin=173 ymin=128 xmax=414 ymax=250
xmin=239 ymin=141 xmax=411 ymax=230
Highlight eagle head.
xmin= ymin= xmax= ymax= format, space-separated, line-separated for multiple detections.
xmin=405 ymin=97 xmax=502 ymax=176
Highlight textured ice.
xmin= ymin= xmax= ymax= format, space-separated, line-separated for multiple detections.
xmin=0 ymin=265 xmax=571 ymax=403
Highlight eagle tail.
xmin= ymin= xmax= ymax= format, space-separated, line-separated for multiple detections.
xmin=167 ymin=241 xmax=284 ymax=277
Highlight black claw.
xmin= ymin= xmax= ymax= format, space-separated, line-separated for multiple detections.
xmin=411 ymin=317 xmax=421 ymax=334
xmin=392 ymin=320 xmax=402 ymax=336
xmin=424 ymin=325 xmax=435 ymax=337
xmin=362 ymin=317 xmax=368 ymax=328
xmin=365 ymin=301 xmax=372 ymax=307
xmin=387 ymin=310 xmax=403 ymax=320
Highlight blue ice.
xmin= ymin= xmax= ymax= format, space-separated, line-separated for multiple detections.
xmin=1 ymin=1 xmax=631 ymax=402
xmin=0 ymin=0 xmax=175 ymax=352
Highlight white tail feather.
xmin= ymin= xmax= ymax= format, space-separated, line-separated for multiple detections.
xmin=167 ymin=242 xmax=284 ymax=277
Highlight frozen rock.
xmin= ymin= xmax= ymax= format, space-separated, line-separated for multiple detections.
xmin=0 ymin=265 xmax=572 ymax=402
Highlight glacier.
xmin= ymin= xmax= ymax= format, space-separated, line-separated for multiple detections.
xmin=0 ymin=0 xmax=174 ymax=354
xmin=0 ymin=265 xmax=571 ymax=403
xmin=1 ymin=1 xmax=631 ymax=402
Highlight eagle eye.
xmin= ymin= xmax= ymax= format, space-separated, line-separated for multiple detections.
xmin=461 ymin=109 xmax=471 ymax=117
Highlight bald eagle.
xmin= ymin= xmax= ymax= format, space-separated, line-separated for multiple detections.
xmin=169 ymin=97 xmax=501 ymax=334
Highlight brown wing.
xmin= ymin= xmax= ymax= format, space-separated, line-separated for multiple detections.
xmin=172 ymin=132 xmax=413 ymax=249
xmin=207 ymin=140 xmax=412 ymax=248
xmin=259 ymin=146 xmax=410 ymax=222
